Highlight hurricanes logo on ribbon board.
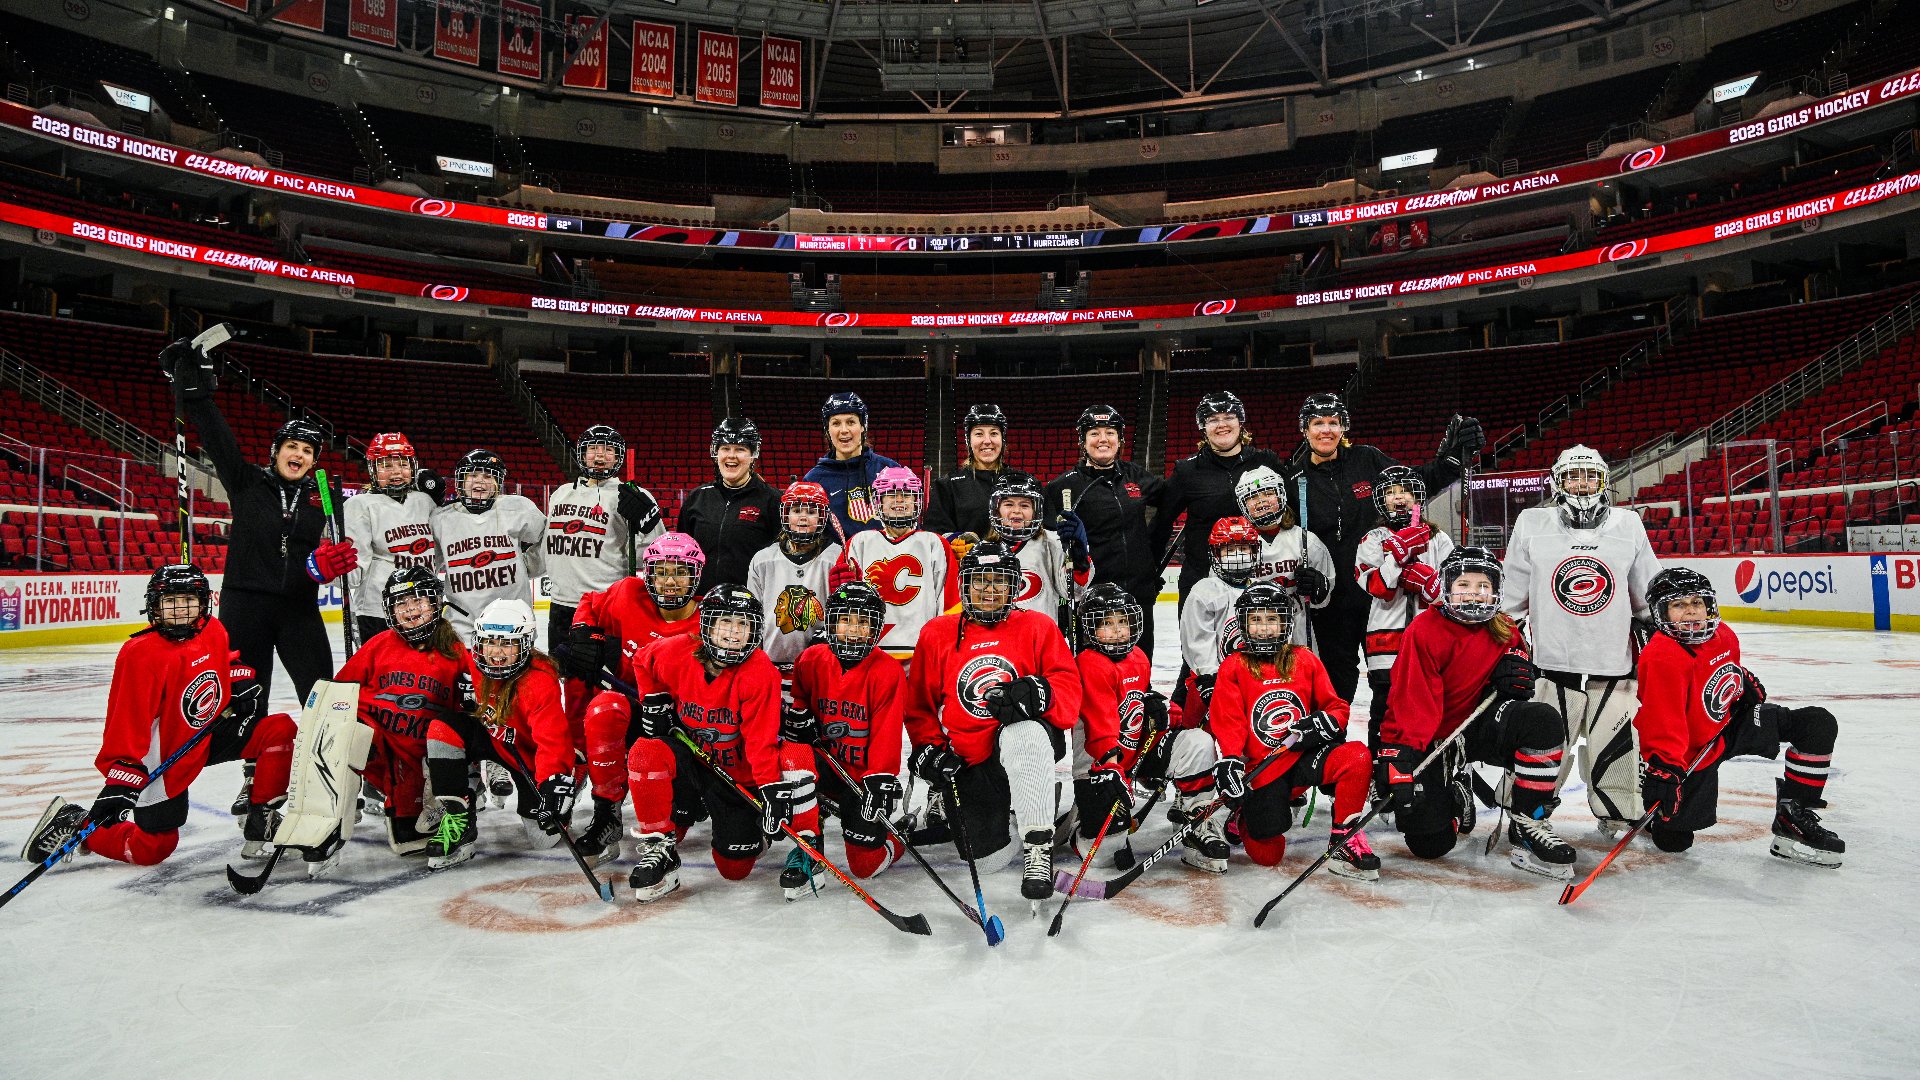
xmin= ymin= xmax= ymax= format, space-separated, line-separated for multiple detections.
xmin=181 ymin=669 xmax=224 ymax=729
xmin=1702 ymin=663 xmax=1746 ymax=725
xmin=957 ymin=655 xmax=1017 ymax=719
xmin=1116 ymin=689 xmax=1149 ymax=749
xmin=1251 ymin=688 xmax=1307 ymax=749
xmin=1552 ymin=556 xmax=1615 ymax=615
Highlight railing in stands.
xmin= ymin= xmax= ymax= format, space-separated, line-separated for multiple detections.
xmin=63 ymin=462 xmax=129 ymax=511
xmin=497 ymin=358 xmax=574 ymax=478
xmin=1822 ymin=401 xmax=1890 ymax=451
xmin=0 ymin=346 xmax=170 ymax=466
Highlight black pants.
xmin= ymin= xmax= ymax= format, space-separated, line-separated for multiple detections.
xmin=1397 ymin=699 xmax=1563 ymax=859
xmin=425 ymin=711 xmax=541 ymax=818
xmin=355 ymin=616 xmax=389 ymax=650
xmin=1121 ymin=577 xmax=1158 ymax=668
xmin=547 ymin=601 xmax=576 ymax=655
xmin=1648 ymin=703 xmax=1836 ymax=847
xmin=221 ymin=588 xmax=333 ymax=706
xmin=1366 ymin=669 xmax=1393 ymax=752
xmin=1307 ymin=579 xmax=1368 ymax=701
xmin=668 ymin=737 xmax=766 ymax=862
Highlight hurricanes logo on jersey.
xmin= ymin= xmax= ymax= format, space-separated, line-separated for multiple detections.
xmin=1250 ymin=688 xmax=1306 ymax=749
xmin=1116 ymin=689 xmax=1149 ymax=750
xmin=1552 ymin=556 xmax=1615 ymax=615
xmin=866 ymin=554 xmax=925 ymax=606
xmin=1701 ymin=662 xmax=1746 ymax=725
xmin=1014 ymin=569 xmax=1044 ymax=604
xmin=957 ymin=655 xmax=1018 ymax=719
xmin=1217 ymin=612 xmax=1245 ymax=662
xmin=181 ymin=670 xmax=223 ymax=730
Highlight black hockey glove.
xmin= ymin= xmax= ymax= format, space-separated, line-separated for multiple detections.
xmin=159 ymin=338 xmax=217 ymax=402
xmin=859 ymin=774 xmax=903 ymax=822
xmin=1212 ymin=756 xmax=1249 ymax=805
xmin=616 ymin=483 xmax=661 ymax=535
xmin=456 ymin=670 xmax=478 ymax=716
xmin=758 ymin=780 xmax=796 ymax=837
xmin=1641 ymin=758 xmax=1684 ymax=825
xmin=1055 ymin=511 xmax=1092 ymax=569
xmin=1140 ymin=689 xmax=1171 ymax=738
xmin=910 ymin=743 xmax=965 ymax=786
xmin=1193 ymin=672 xmax=1217 ymax=710
xmin=1089 ymin=750 xmax=1132 ymax=813
xmin=413 ymin=466 xmax=446 ymax=505
xmin=1490 ymin=652 xmax=1538 ymax=701
xmin=1374 ymin=744 xmax=1422 ymax=812
xmin=635 ymin=692 xmax=675 ymax=740
xmin=89 ymin=759 xmax=148 ymax=827
xmin=780 ymin=705 xmax=820 ymax=746
xmin=1439 ymin=415 xmax=1485 ymax=464
xmin=1735 ymin=667 xmax=1767 ymax=713
xmin=561 ymin=624 xmax=612 ymax=682
xmin=1294 ymin=565 xmax=1330 ymax=607
xmin=1291 ymin=710 xmax=1345 ymax=753
xmin=535 ymin=775 xmax=576 ymax=835
xmin=223 ymin=663 xmax=263 ymax=727
xmin=986 ymin=675 xmax=1051 ymax=726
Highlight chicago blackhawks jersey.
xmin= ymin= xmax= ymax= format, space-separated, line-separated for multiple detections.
xmin=430 ymin=495 xmax=546 ymax=639
xmin=839 ymin=529 xmax=957 ymax=657
xmin=342 ymin=489 xmax=440 ymax=614
xmin=1501 ymin=505 xmax=1658 ymax=678
xmin=746 ymin=541 xmax=843 ymax=667
xmin=543 ymin=477 xmax=664 ymax=608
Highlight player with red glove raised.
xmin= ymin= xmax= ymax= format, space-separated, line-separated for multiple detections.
xmin=1353 ymin=465 xmax=1455 ymax=749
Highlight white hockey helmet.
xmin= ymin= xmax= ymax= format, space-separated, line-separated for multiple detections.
xmin=1233 ymin=465 xmax=1288 ymax=530
xmin=1551 ymin=444 xmax=1611 ymax=529
xmin=473 ymin=598 xmax=538 ymax=680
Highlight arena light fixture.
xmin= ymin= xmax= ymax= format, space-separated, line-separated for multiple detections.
xmin=163 ymin=6 xmax=175 ymax=19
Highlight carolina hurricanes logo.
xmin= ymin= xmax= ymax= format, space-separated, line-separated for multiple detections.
xmin=866 ymin=555 xmax=924 ymax=606
xmin=1251 ymin=688 xmax=1306 ymax=749
xmin=1352 ymin=481 xmax=1373 ymax=500
xmin=816 ymin=312 xmax=860 ymax=328
xmin=390 ymin=537 xmax=436 ymax=557
xmin=181 ymin=670 xmax=223 ymax=730
xmin=1604 ymin=239 xmax=1649 ymax=263
xmin=1552 ymin=556 xmax=1615 ymax=615
xmin=1193 ymin=298 xmax=1236 ymax=317
xmin=819 ymin=709 xmax=871 ymax=743
xmin=957 ymin=655 xmax=1018 ymax=719
xmin=1014 ymin=569 xmax=1044 ymax=604
xmin=1217 ymin=613 xmax=1245 ymax=662
xmin=1125 ymin=483 xmax=1142 ymax=499
xmin=375 ymin=690 xmax=431 ymax=713
xmin=1701 ymin=663 xmax=1746 ymax=725
xmin=553 ymin=518 xmax=606 ymax=536
xmin=1623 ymin=146 xmax=1666 ymax=172
xmin=423 ymin=284 xmax=470 ymax=301
xmin=1116 ymin=689 xmax=1148 ymax=750
xmin=410 ymin=198 xmax=457 ymax=218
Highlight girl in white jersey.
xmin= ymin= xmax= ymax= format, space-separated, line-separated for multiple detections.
xmin=986 ymin=475 xmax=1091 ymax=630
xmin=431 ymin=449 xmax=548 ymax=641
xmin=344 ymin=432 xmax=441 ymax=647
xmin=748 ymin=481 xmax=844 ymax=672
xmin=543 ymin=424 xmax=664 ymax=653
xmin=1500 ymin=444 xmax=1659 ymax=833
xmin=834 ymin=467 xmax=956 ymax=661
xmin=1232 ymin=466 xmax=1333 ymax=648
xmin=1353 ymin=465 xmax=1456 ymax=750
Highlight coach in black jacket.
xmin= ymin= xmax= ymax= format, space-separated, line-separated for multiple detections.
xmin=677 ymin=417 xmax=781 ymax=592
xmin=925 ymin=403 xmax=1034 ymax=543
xmin=1151 ymin=390 xmax=1284 ymax=605
xmin=1044 ymin=405 xmax=1167 ymax=652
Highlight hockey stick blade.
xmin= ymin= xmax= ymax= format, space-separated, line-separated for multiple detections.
xmin=1559 ymin=739 xmax=1720 ymax=906
xmin=226 ymin=846 xmax=285 ymax=895
xmin=813 ymin=747 xmax=990 ymax=937
xmin=1048 ymin=801 xmax=1123 ymax=936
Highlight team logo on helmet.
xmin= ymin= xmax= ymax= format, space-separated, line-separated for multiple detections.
xmin=1623 ymin=146 xmax=1666 ymax=172
xmin=1193 ymin=298 xmax=1236 ymax=317
xmin=181 ymin=670 xmax=224 ymax=730
xmin=409 ymin=198 xmax=457 ymax=218
xmin=957 ymin=655 xmax=1018 ymax=719
xmin=1603 ymin=239 xmax=1649 ymax=263
xmin=1250 ymin=689 xmax=1307 ymax=749
xmin=1701 ymin=663 xmax=1746 ymax=725
xmin=1116 ymin=689 xmax=1148 ymax=750
xmin=1552 ymin=556 xmax=1615 ymax=615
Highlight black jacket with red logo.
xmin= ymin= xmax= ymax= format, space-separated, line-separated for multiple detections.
xmin=1043 ymin=459 xmax=1167 ymax=597
xmin=675 ymin=475 xmax=780 ymax=592
xmin=1282 ymin=442 xmax=1460 ymax=587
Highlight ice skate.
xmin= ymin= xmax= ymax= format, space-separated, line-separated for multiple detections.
xmin=628 ymin=832 xmax=682 ymax=902
xmin=425 ymin=798 xmax=475 ymax=870
xmin=1173 ymin=793 xmax=1228 ymax=873
xmin=1021 ymin=828 xmax=1054 ymax=910
xmin=1327 ymin=822 xmax=1381 ymax=882
xmin=1507 ymin=809 xmax=1576 ymax=881
xmin=779 ymin=840 xmax=827 ymax=900
xmin=1770 ymin=781 xmax=1843 ymax=868
xmin=19 ymin=798 xmax=87 ymax=865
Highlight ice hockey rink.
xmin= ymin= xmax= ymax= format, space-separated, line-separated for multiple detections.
xmin=2 ymin=614 xmax=1915 ymax=1080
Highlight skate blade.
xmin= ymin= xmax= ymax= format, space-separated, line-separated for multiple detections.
xmin=427 ymin=846 xmax=476 ymax=871
xmin=1327 ymin=862 xmax=1380 ymax=883
xmin=20 ymin=798 xmax=73 ymax=863
xmin=1595 ymin=819 xmax=1631 ymax=839
xmin=305 ymin=850 xmax=346 ymax=879
xmin=1181 ymin=851 xmax=1228 ymax=874
xmin=239 ymin=841 xmax=274 ymax=860
xmin=1509 ymin=848 xmax=1575 ymax=881
xmin=781 ymin=874 xmax=830 ymax=901
xmin=581 ymin=845 xmax=619 ymax=870
xmin=1769 ymin=835 xmax=1842 ymax=868
xmin=631 ymin=875 xmax=682 ymax=903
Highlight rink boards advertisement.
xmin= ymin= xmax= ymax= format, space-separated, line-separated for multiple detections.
xmin=1669 ymin=554 xmax=1920 ymax=632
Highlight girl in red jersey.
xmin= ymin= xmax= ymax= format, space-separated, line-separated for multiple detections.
xmin=421 ymin=599 xmax=574 ymax=869
xmin=622 ymin=584 xmax=790 ymax=902
xmin=332 ymin=567 xmax=469 ymax=856
xmin=776 ymin=582 xmax=909 ymax=896
xmin=1376 ymin=547 xmax=1576 ymax=880
xmin=1069 ymin=584 xmax=1169 ymax=864
xmin=1208 ymin=584 xmax=1375 ymax=879
xmin=1632 ymin=568 xmax=1843 ymax=866
xmin=21 ymin=565 xmax=297 ymax=869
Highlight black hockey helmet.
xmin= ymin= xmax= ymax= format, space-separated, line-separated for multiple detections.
xmin=575 ymin=424 xmax=625 ymax=481
xmin=962 ymin=402 xmax=1010 ymax=434
xmin=821 ymin=391 xmax=869 ymax=428
xmin=824 ymin=581 xmax=886 ymax=665
xmin=1234 ymin=582 xmax=1293 ymax=658
xmin=454 ymin=448 xmax=507 ymax=513
xmin=988 ymin=475 xmax=1045 ymax=544
xmin=271 ymin=418 xmax=326 ymax=459
xmin=382 ymin=566 xmax=445 ymax=646
xmin=1077 ymin=583 xmax=1144 ymax=661
xmin=1373 ymin=465 xmax=1428 ymax=530
xmin=959 ymin=539 xmax=1022 ymax=626
xmin=1648 ymin=567 xmax=1720 ymax=645
xmin=1076 ymin=404 xmax=1126 ymax=441
xmin=1298 ymin=392 xmax=1350 ymax=432
xmin=1437 ymin=546 xmax=1503 ymax=625
xmin=699 ymin=583 xmax=765 ymax=667
xmin=1195 ymin=390 xmax=1247 ymax=431
xmin=144 ymin=563 xmax=212 ymax=642
xmin=710 ymin=415 xmax=762 ymax=456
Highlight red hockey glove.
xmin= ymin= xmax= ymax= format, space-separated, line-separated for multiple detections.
xmin=305 ymin=539 xmax=358 ymax=583
xmin=1399 ymin=562 xmax=1441 ymax=603
xmin=1381 ymin=524 xmax=1431 ymax=564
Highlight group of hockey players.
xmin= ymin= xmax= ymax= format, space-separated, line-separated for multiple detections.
xmin=16 ymin=334 xmax=1848 ymax=921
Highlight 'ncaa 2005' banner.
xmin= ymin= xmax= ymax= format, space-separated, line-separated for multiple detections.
xmin=695 ymin=31 xmax=739 ymax=106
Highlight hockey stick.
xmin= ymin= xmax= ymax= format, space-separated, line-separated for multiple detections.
xmin=1047 ymin=726 xmax=1166 ymax=934
xmin=671 ymin=727 xmax=931 ymax=936
xmin=944 ymin=776 xmax=1006 ymax=945
xmin=1558 ymin=737 xmax=1722 ymax=906
xmin=225 ymin=845 xmax=285 ymax=895
xmin=315 ymin=469 xmax=357 ymax=658
xmin=811 ymin=744 xmax=993 ymax=938
xmin=1253 ymin=690 xmax=1499 ymax=927
xmin=489 ymin=736 xmax=616 ymax=904
xmin=5 ymin=710 xmax=233 ymax=911
xmin=1295 ymin=475 xmax=1318 ymax=652
xmin=170 ymin=323 xmax=236 ymax=564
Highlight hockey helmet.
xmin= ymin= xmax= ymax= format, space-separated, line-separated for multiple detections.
xmin=1437 ymin=547 xmax=1503 ymax=625
xmin=1209 ymin=516 xmax=1262 ymax=583
xmin=454 ymin=449 xmax=507 ymax=513
xmin=1233 ymin=582 xmax=1294 ymax=658
xmin=821 ymin=391 xmax=869 ymax=428
xmin=988 ymin=475 xmax=1045 ymax=544
xmin=1373 ymin=465 xmax=1428 ymax=530
xmin=1195 ymin=390 xmax=1247 ymax=431
xmin=1077 ymin=583 xmax=1145 ymax=661
xmin=962 ymin=402 xmax=1010 ymax=434
xmin=779 ymin=481 xmax=833 ymax=549
xmin=1234 ymin=465 xmax=1289 ymax=530
xmin=699 ymin=584 xmax=764 ymax=667
xmin=382 ymin=566 xmax=445 ymax=646
xmin=824 ymin=581 xmax=886 ymax=665
xmin=871 ymin=466 xmax=924 ymax=531
xmin=365 ymin=432 xmax=417 ymax=498
xmin=959 ymin=539 xmax=1021 ymax=626
xmin=473 ymin=599 xmax=538 ymax=681
xmin=1076 ymin=404 xmax=1126 ymax=441
xmin=1298 ymin=392 xmax=1350 ymax=432
xmin=144 ymin=563 xmax=212 ymax=642
xmin=1551 ymin=444 xmax=1611 ymax=529
xmin=1648 ymin=567 xmax=1720 ymax=645
xmin=575 ymin=424 xmax=625 ymax=481
xmin=642 ymin=532 xmax=706 ymax=609
xmin=710 ymin=416 xmax=762 ymax=456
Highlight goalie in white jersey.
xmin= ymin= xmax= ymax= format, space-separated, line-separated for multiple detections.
xmin=1501 ymin=444 xmax=1660 ymax=832
xmin=833 ymin=466 xmax=956 ymax=661
xmin=543 ymin=424 xmax=664 ymax=651
xmin=343 ymin=432 xmax=443 ymax=647
xmin=1234 ymin=466 xmax=1333 ymax=648
xmin=986 ymin=476 xmax=1091 ymax=629
xmin=431 ymin=449 xmax=547 ymax=640
xmin=747 ymin=481 xmax=843 ymax=670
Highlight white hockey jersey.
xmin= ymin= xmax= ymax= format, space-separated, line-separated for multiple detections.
xmin=1006 ymin=532 xmax=1091 ymax=622
xmin=431 ymin=494 xmax=547 ymax=639
xmin=342 ymin=489 xmax=440 ymax=613
xmin=543 ymin=478 xmax=664 ymax=608
xmin=1354 ymin=525 xmax=1457 ymax=672
xmin=839 ymin=529 xmax=955 ymax=657
xmin=1501 ymin=505 xmax=1659 ymax=678
xmin=1179 ymin=573 xmax=1247 ymax=676
xmin=746 ymin=541 xmax=843 ymax=667
xmin=1254 ymin=525 xmax=1334 ymax=646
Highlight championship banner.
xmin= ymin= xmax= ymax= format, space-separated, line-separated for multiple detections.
xmin=271 ymin=0 xmax=325 ymax=31
xmin=433 ymin=0 xmax=483 ymax=68
xmin=497 ymin=0 xmax=543 ymax=80
xmin=629 ymin=21 xmax=676 ymax=98
xmin=347 ymin=0 xmax=399 ymax=47
xmin=695 ymin=31 xmax=739 ymax=106
xmin=562 ymin=15 xmax=610 ymax=90
xmin=761 ymin=35 xmax=803 ymax=110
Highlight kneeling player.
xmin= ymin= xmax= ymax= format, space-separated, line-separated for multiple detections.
xmin=22 ymin=565 xmax=296 ymax=868
xmin=1633 ymin=568 xmax=1844 ymax=866
xmin=1209 ymin=584 xmax=1375 ymax=879
xmin=777 ymin=582 xmax=909 ymax=897
xmin=422 ymin=599 xmax=574 ymax=869
xmin=622 ymin=585 xmax=789 ymax=902
xmin=1376 ymin=548 xmax=1577 ymax=880
xmin=1071 ymin=584 xmax=1170 ymax=863
xmin=905 ymin=541 xmax=1081 ymax=903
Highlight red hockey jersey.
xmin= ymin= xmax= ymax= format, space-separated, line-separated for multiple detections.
xmin=1075 ymin=646 xmax=1153 ymax=763
xmin=635 ymin=634 xmax=783 ymax=786
xmin=1382 ymin=607 xmax=1523 ymax=751
xmin=465 ymin=653 xmax=572 ymax=783
xmin=1633 ymin=623 xmax=1747 ymax=771
xmin=573 ymin=576 xmax=699 ymax=683
xmin=791 ymin=642 xmax=907 ymax=778
xmin=904 ymin=608 xmax=1081 ymax=765
xmin=99 ymin=621 xmax=237 ymax=804
xmin=1208 ymin=647 xmax=1348 ymax=787
xmin=336 ymin=629 xmax=468 ymax=743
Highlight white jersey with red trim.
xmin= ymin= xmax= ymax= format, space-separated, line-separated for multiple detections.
xmin=1179 ymin=573 xmax=1246 ymax=676
xmin=1354 ymin=525 xmax=1456 ymax=672
xmin=1006 ymin=532 xmax=1090 ymax=622
xmin=1254 ymin=525 xmax=1334 ymax=646
xmin=840 ymin=528 xmax=955 ymax=657
xmin=544 ymin=477 xmax=664 ymax=608
xmin=746 ymin=541 xmax=843 ymax=666
xmin=1501 ymin=505 xmax=1658 ymax=678
xmin=342 ymin=488 xmax=441 ymax=614
xmin=431 ymin=494 xmax=546 ymax=639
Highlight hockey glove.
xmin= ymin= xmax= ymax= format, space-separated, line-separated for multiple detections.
xmin=535 ymin=775 xmax=576 ymax=834
xmin=1381 ymin=524 xmax=1432 ymax=564
xmin=1439 ymin=415 xmax=1486 ymax=463
xmin=986 ymin=675 xmax=1051 ymax=726
xmin=1374 ymin=745 xmax=1422 ymax=812
xmin=616 ymin=484 xmax=660 ymax=536
xmin=1294 ymin=565 xmax=1330 ymax=607
xmin=1055 ymin=511 xmax=1092 ymax=568
xmin=859 ymin=774 xmax=903 ymax=822
xmin=635 ymin=692 xmax=676 ymax=740
xmin=828 ymin=557 xmax=859 ymax=593
xmin=909 ymin=743 xmax=965 ymax=786
xmin=456 ymin=670 xmax=478 ymax=716
xmin=1193 ymin=672 xmax=1216 ymax=710
xmin=1399 ymin=562 xmax=1442 ymax=604
xmin=1089 ymin=750 xmax=1132 ymax=814
xmin=1212 ymin=756 xmax=1249 ymax=805
xmin=305 ymin=539 xmax=359 ymax=584
xmin=1641 ymin=758 xmax=1685 ymax=825
xmin=1736 ymin=667 xmax=1768 ymax=713
xmin=1490 ymin=652 xmax=1538 ymax=701
xmin=1140 ymin=689 xmax=1171 ymax=738
xmin=159 ymin=338 xmax=217 ymax=401
xmin=780 ymin=705 xmax=820 ymax=746
xmin=1292 ymin=710 xmax=1346 ymax=753
xmin=89 ymin=759 xmax=148 ymax=827
xmin=560 ymin=624 xmax=612 ymax=682
xmin=758 ymin=780 xmax=796 ymax=837
xmin=223 ymin=663 xmax=263 ymax=726
xmin=947 ymin=532 xmax=980 ymax=562
xmin=412 ymin=466 xmax=446 ymax=504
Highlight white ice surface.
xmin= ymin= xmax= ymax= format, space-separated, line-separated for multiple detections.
xmin=2 ymin=615 xmax=1916 ymax=1080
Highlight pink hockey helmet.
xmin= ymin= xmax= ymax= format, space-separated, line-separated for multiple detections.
xmin=642 ymin=531 xmax=705 ymax=609
xmin=870 ymin=466 xmax=924 ymax=530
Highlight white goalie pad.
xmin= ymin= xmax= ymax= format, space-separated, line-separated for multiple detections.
xmin=272 ymin=680 xmax=374 ymax=850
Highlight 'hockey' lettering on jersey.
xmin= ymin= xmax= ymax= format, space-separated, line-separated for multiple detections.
xmin=546 ymin=533 xmax=607 ymax=561
xmin=1551 ymin=555 xmax=1616 ymax=615
xmin=1702 ymin=662 xmax=1745 ymax=725
xmin=1251 ymin=688 xmax=1307 ymax=749
xmin=446 ymin=564 xmax=520 ymax=593
xmin=956 ymin=655 xmax=1017 ymax=719
xmin=181 ymin=670 xmax=223 ymax=729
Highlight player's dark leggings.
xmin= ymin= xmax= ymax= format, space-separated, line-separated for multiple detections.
xmin=355 ymin=616 xmax=390 ymax=649
xmin=1307 ymin=581 xmax=1369 ymax=702
xmin=1397 ymin=699 xmax=1566 ymax=860
xmin=1647 ymin=703 xmax=1837 ymax=852
xmin=221 ymin=588 xmax=333 ymax=706
xmin=424 ymin=712 xmax=540 ymax=818
xmin=1366 ymin=669 xmax=1393 ymax=752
